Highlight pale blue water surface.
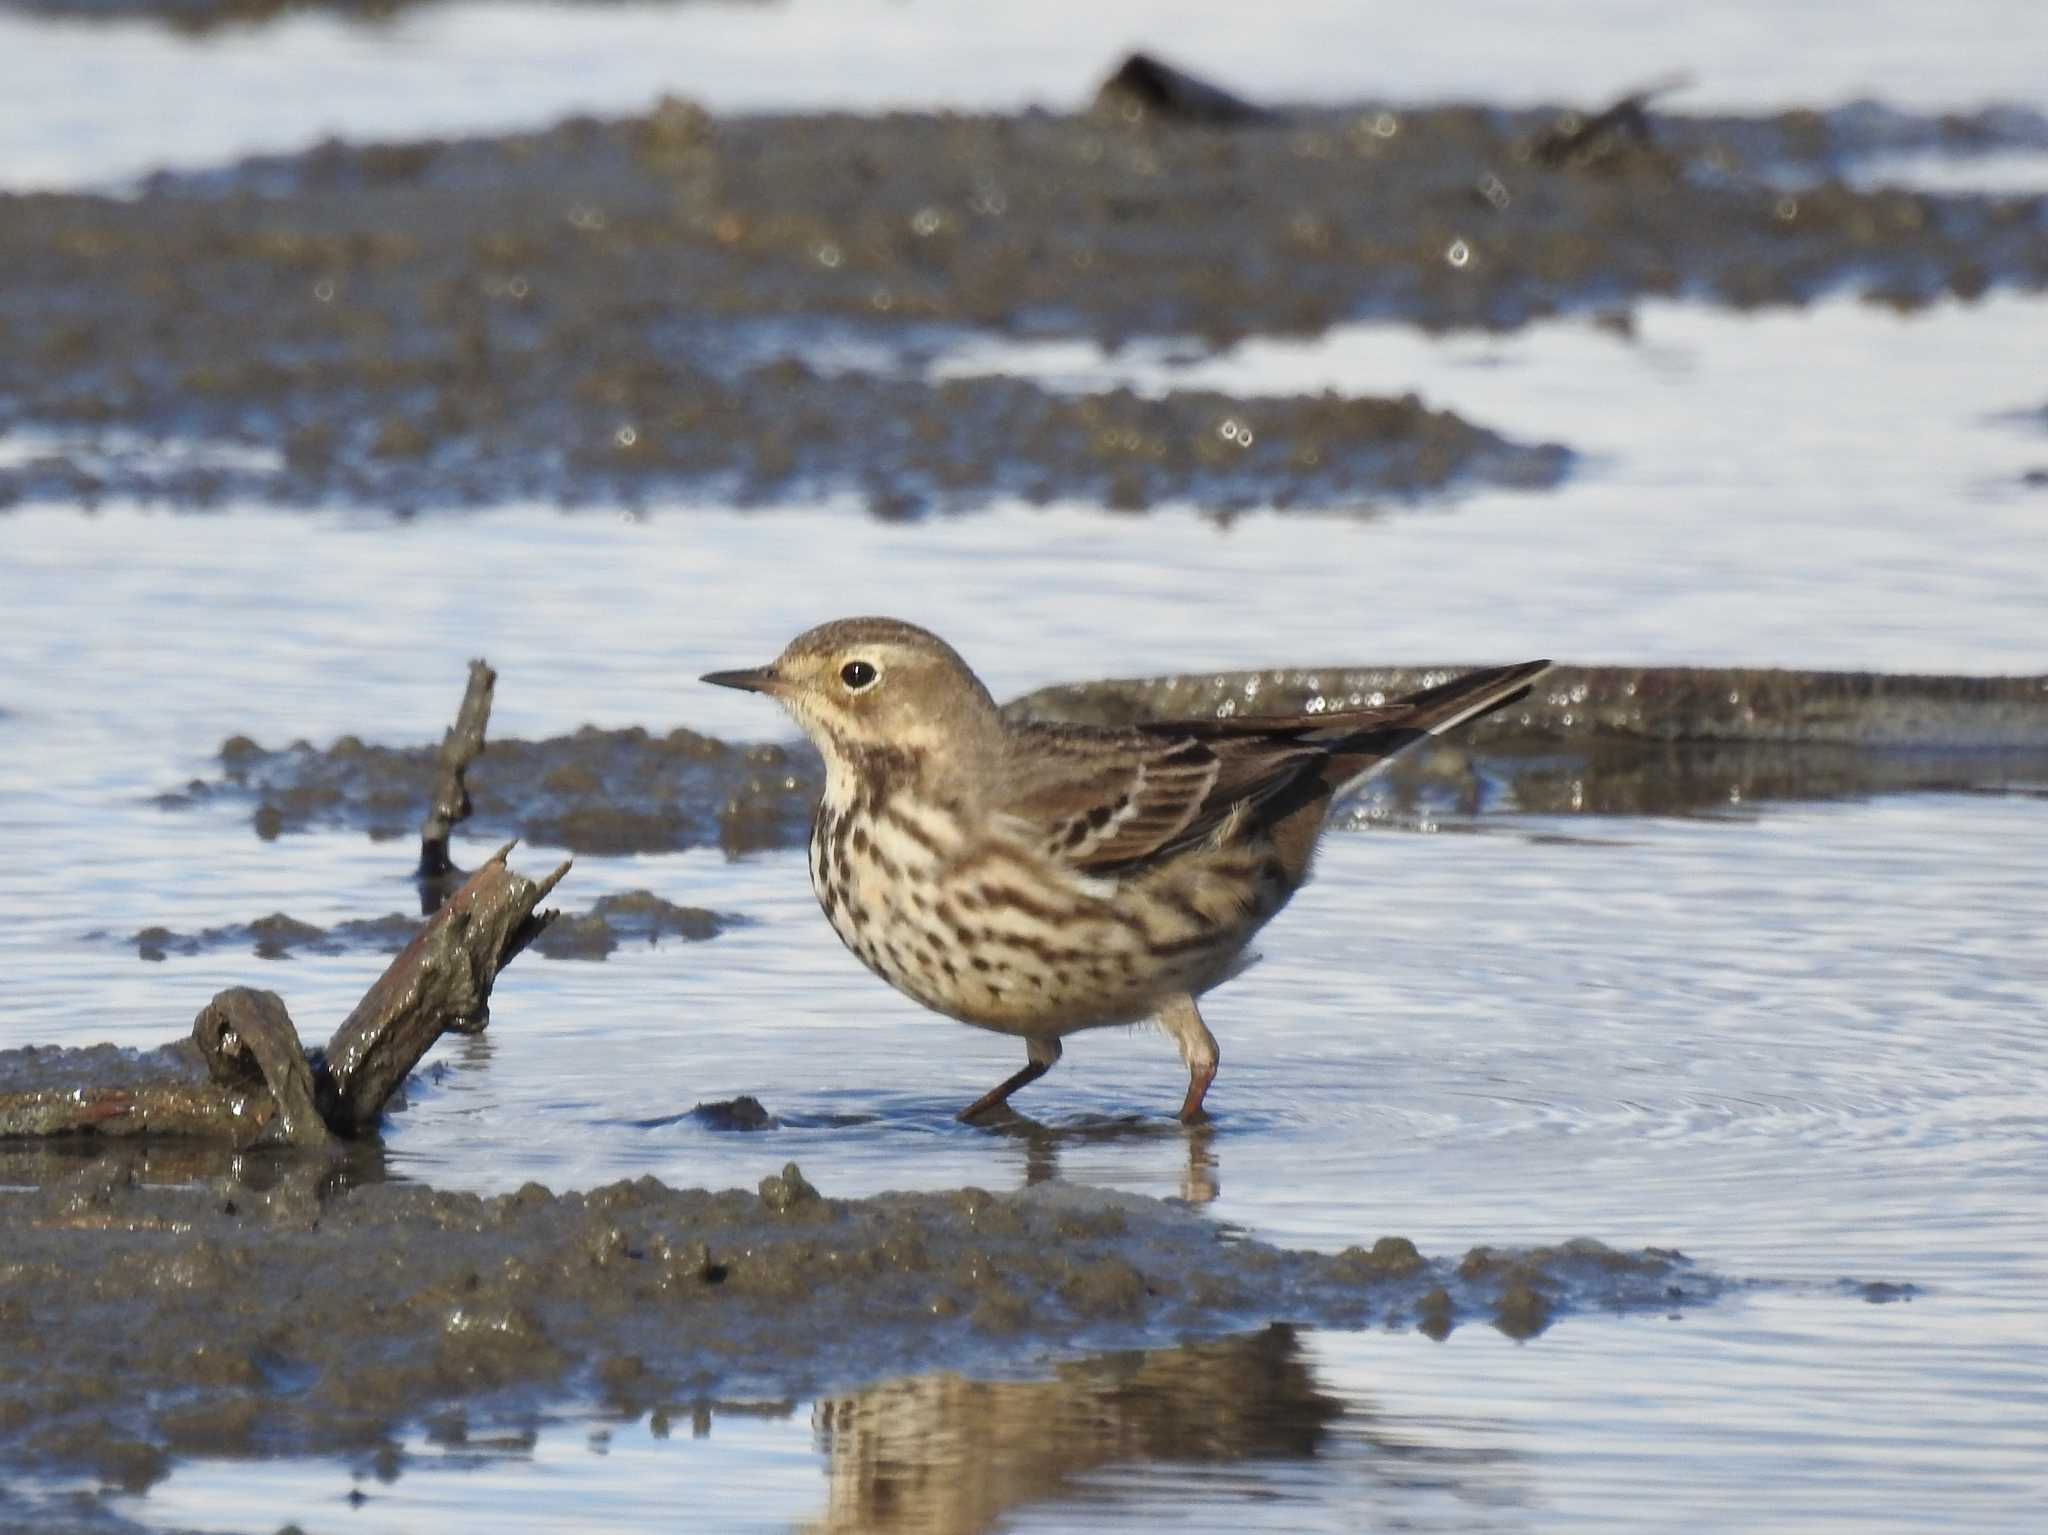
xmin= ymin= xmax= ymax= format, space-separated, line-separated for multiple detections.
xmin=5 ymin=0 xmax=2048 ymax=189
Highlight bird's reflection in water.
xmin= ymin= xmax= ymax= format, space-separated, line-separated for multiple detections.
xmin=980 ymin=1111 xmax=1220 ymax=1205
xmin=804 ymin=1325 xmax=1341 ymax=1535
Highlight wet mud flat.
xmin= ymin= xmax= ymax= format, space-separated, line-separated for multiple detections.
xmin=164 ymin=720 xmax=824 ymax=856
xmin=116 ymin=887 xmax=730 ymax=963
xmin=5 ymin=97 xmax=2046 ymax=511
xmin=161 ymin=665 xmax=2048 ymax=868
xmin=0 ymin=1149 xmax=1732 ymax=1493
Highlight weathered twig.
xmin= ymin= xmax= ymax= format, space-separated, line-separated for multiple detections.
xmin=318 ymin=842 xmax=570 ymax=1134
xmin=418 ymin=658 xmax=496 ymax=883
xmin=194 ymin=987 xmax=333 ymax=1147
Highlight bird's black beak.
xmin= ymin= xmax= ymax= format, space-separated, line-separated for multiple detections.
xmin=700 ymin=664 xmax=781 ymax=695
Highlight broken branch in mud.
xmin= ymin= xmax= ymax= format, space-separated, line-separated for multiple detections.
xmin=193 ymin=987 xmax=330 ymax=1147
xmin=0 ymin=845 xmax=570 ymax=1148
xmin=320 ymin=842 xmax=568 ymax=1134
xmin=418 ymin=656 xmax=496 ymax=890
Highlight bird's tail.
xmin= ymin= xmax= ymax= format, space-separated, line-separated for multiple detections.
xmin=1321 ymin=658 xmax=1551 ymax=797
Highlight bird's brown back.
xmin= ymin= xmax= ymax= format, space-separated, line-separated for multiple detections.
xmin=995 ymin=658 xmax=1550 ymax=886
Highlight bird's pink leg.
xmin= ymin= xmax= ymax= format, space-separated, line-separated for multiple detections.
xmin=956 ymin=1036 xmax=1063 ymax=1121
xmin=1159 ymin=994 xmax=1220 ymax=1124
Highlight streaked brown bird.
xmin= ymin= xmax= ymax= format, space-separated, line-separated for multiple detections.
xmin=704 ymin=619 xmax=1547 ymax=1124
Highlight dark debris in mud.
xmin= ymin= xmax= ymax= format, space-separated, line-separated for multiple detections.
xmin=116 ymin=889 xmax=731 ymax=962
xmin=4 ymin=98 xmax=2044 ymax=512
xmin=161 ymin=665 xmax=2048 ymax=856
xmin=0 ymin=1158 xmax=1723 ymax=1489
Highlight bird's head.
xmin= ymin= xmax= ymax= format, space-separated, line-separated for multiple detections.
xmin=701 ymin=617 xmax=998 ymax=762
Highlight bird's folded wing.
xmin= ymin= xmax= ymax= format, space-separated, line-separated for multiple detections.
xmin=996 ymin=725 xmax=1326 ymax=873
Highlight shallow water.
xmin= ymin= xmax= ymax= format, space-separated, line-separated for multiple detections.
xmin=6 ymin=0 xmax=2048 ymax=189
xmin=3 ymin=294 xmax=2047 ymax=1529
xmin=113 ymin=1294 xmax=2046 ymax=1533
xmin=3 ymin=2 xmax=2048 ymax=1521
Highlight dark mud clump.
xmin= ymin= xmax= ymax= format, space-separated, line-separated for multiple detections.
xmin=528 ymin=890 xmax=732 ymax=960
xmin=6 ymin=99 xmax=2044 ymax=512
xmin=167 ymin=725 xmax=820 ymax=855
xmin=164 ymin=665 xmax=2048 ymax=856
xmin=637 ymin=1096 xmax=876 ymax=1135
xmin=0 ymin=1158 xmax=1722 ymax=1488
xmin=124 ymin=911 xmax=421 ymax=961
xmin=687 ymin=1094 xmax=776 ymax=1131
xmin=118 ymin=890 xmax=730 ymax=962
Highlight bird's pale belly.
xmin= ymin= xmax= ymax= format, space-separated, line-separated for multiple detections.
xmin=808 ymin=798 xmax=1280 ymax=1037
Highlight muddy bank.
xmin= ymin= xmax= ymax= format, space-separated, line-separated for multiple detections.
xmin=0 ymin=371 xmax=1566 ymax=517
xmin=164 ymin=666 xmax=2048 ymax=855
xmin=1009 ymin=663 xmax=2048 ymax=746
xmin=6 ymin=99 xmax=2045 ymax=512
xmin=162 ymin=723 xmax=824 ymax=854
xmin=115 ymin=889 xmax=731 ymax=962
xmin=1014 ymin=663 xmax=2048 ymax=818
xmin=0 ymin=1154 xmax=1725 ymax=1489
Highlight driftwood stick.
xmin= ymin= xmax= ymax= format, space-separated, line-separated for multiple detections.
xmin=0 ymin=1083 xmax=241 ymax=1141
xmin=192 ymin=988 xmax=335 ymax=1148
xmin=4 ymin=663 xmax=560 ymax=1147
xmin=419 ymin=658 xmax=496 ymax=881
xmin=317 ymin=843 xmax=570 ymax=1135
xmin=1 ymin=847 xmax=568 ymax=1145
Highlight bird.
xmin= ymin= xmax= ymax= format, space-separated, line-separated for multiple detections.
xmin=703 ymin=618 xmax=1548 ymax=1124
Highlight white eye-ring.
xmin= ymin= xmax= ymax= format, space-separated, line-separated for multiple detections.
xmin=839 ymin=660 xmax=878 ymax=690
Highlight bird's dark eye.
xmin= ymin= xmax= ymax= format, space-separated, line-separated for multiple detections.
xmin=839 ymin=660 xmax=878 ymax=690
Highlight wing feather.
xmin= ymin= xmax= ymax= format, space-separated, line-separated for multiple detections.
xmin=996 ymin=724 xmax=1322 ymax=874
